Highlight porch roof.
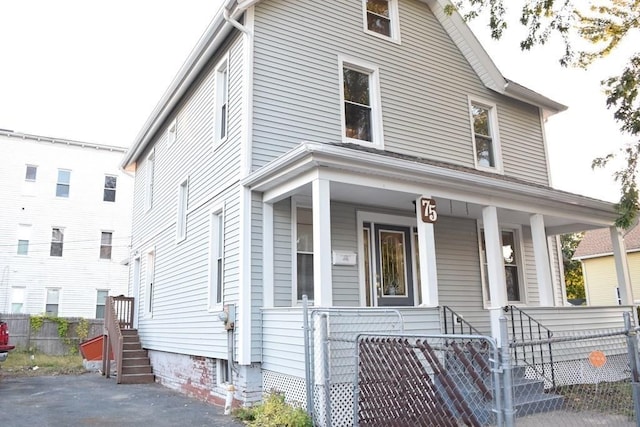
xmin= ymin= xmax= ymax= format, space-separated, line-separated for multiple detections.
xmin=242 ymin=142 xmax=617 ymax=234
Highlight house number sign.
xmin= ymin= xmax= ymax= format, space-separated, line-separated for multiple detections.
xmin=420 ymin=197 xmax=438 ymax=223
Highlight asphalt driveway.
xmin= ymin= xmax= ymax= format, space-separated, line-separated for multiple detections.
xmin=0 ymin=373 xmax=244 ymax=427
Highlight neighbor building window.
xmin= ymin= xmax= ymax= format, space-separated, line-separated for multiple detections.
xmin=25 ymin=165 xmax=37 ymax=181
xmin=363 ymin=0 xmax=400 ymax=41
xmin=23 ymin=165 xmax=38 ymax=196
xmin=296 ymin=207 xmax=314 ymax=301
xmin=176 ymin=178 xmax=189 ymax=242
xmin=17 ymin=224 xmax=31 ymax=255
xmin=208 ymin=207 xmax=224 ymax=309
xmin=100 ymin=232 xmax=113 ymax=260
xmin=96 ymin=290 xmax=109 ymax=319
xmin=11 ymin=287 xmax=25 ymax=314
xmin=56 ymin=169 xmax=71 ymax=197
xmin=103 ymin=175 xmax=117 ymax=202
xmin=167 ymin=118 xmax=177 ymax=147
xmin=340 ymin=59 xmax=383 ymax=147
xmin=50 ymin=227 xmax=64 ymax=257
xmin=145 ymin=150 xmax=155 ymax=211
xmin=46 ymin=288 xmax=60 ymax=316
xmin=470 ymin=99 xmax=502 ymax=172
xmin=480 ymin=228 xmax=524 ymax=303
xmin=215 ymin=56 xmax=229 ymax=144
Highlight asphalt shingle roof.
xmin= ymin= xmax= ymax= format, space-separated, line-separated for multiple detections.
xmin=574 ymin=223 xmax=640 ymax=258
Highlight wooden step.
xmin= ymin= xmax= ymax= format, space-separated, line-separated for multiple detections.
xmin=121 ymin=356 xmax=150 ymax=366
xmin=122 ymin=349 xmax=148 ymax=359
xmin=122 ymin=341 xmax=142 ymax=350
xmin=119 ymin=373 xmax=155 ymax=384
xmin=121 ymin=364 xmax=153 ymax=375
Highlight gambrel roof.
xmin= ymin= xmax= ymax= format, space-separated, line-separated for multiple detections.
xmin=121 ymin=0 xmax=566 ymax=170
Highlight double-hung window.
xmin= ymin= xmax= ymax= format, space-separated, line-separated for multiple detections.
xmin=145 ymin=150 xmax=155 ymax=211
xmin=17 ymin=224 xmax=31 ymax=255
xmin=363 ymin=0 xmax=400 ymax=42
xmin=177 ymin=178 xmax=189 ymax=242
xmin=25 ymin=165 xmax=37 ymax=181
xmin=104 ymin=175 xmax=117 ymax=202
xmin=11 ymin=287 xmax=25 ymax=314
xmin=295 ymin=207 xmax=314 ymax=302
xmin=23 ymin=165 xmax=37 ymax=196
xmin=100 ymin=232 xmax=113 ymax=260
xmin=208 ymin=207 xmax=224 ymax=309
xmin=56 ymin=169 xmax=71 ymax=198
xmin=479 ymin=227 xmax=524 ymax=303
xmin=50 ymin=227 xmax=64 ymax=257
xmin=469 ymin=99 xmax=502 ymax=172
xmin=46 ymin=288 xmax=60 ymax=316
xmin=167 ymin=118 xmax=177 ymax=147
xmin=214 ymin=56 xmax=229 ymax=145
xmin=96 ymin=290 xmax=108 ymax=319
xmin=340 ymin=59 xmax=383 ymax=147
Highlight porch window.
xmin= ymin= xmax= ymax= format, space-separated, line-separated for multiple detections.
xmin=469 ymin=99 xmax=502 ymax=172
xmin=480 ymin=228 xmax=524 ymax=303
xmin=296 ymin=207 xmax=314 ymax=301
xmin=363 ymin=0 xmax=400 ymax=42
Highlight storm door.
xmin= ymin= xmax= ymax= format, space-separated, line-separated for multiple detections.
xmin=373 ymin=224 xmax=415 ymax=306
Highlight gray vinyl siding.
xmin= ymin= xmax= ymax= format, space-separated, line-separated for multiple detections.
xmin=261 ymin=308 xmax=306 ymax=378
xmin=251 ymin=192 xmax=264 ymax=361
xmin=251 ymin=0 xmax=550 ymax=185
xmin=130 ymin=32 xmax=245 ymax=358
xmin=273 ymin=199 xmax=292 ymax=307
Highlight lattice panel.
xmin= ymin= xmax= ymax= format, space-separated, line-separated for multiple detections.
xmin=262 ymin=370 xmax=307 ymax=409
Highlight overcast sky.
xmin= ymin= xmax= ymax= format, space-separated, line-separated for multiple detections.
xmin=0 ymin=0 xmax=631 ymax=203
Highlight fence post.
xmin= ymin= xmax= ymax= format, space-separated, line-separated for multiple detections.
xmin=318 ymin=313 xmax=332 ymax=427
xmin=500 ymin=316 xmax=515 ymax=427
xmin=623 ymin=312 xmax=640 ymax=427
xmin=302 ymin=296 xmax=313 ymax=419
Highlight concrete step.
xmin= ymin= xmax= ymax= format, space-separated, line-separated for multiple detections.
xmin=513 ymin=393 xmax=565 ymax=417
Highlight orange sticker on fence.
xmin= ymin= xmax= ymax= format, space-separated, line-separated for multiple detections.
xmin=589 ymin=350 xmax=607 ymax=368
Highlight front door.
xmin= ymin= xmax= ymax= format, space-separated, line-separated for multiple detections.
xmin=373 ymin=224 xmax=415 ymax=306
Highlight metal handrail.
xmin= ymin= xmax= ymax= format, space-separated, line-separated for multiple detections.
xmin=442 ymin=306 xmax=484 ymax=336
xmin=504 ymin=305 xmax=556 ymax=388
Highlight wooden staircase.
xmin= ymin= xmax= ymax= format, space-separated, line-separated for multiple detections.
xmin=103 ymin=296 xmax=154 ymax=384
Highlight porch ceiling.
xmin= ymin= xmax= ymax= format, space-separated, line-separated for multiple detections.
xmin=243 ymin=142 xmax=618 ymax=234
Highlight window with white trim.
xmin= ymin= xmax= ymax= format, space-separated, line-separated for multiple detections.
xmin=363 ymin=0 xmax=400 ymax=42
xmin=177 ymin=178 xmax=189 ymax=242
xmin=208 ymin=207 xmax=224 ymax=309
xmin=23 ymin=165 xmax=37 ymax=196
xmin=103 ymin=175 xmax=117 ymax=202
xmin=479 ymin=227 xmax=524 ymax=303
xmin=56 ymin=169 xmax=71 ymax=197
xmin=11 ymin=287 xmax=25 ymax=314
xmin=470 ymin=99 xmax=502 ymax=172
xmin=25 ymin=165 xmax=37 ymax=181
xmin=96 ymin=290 xmax=108 ymax=319
xmin=50 ymin=227 xmax=64 ymax=257
xmin=100 ymin=231 xmax=113 ymax=260
xmin=145 ymin=150 xmax=155 ymax=211
xmin=145 ymin=249 xmax=155 ymax=317
xmin=45 ymin=288 xmax=60 ymax=316
xmin=214 ymin=57 xmax=229 ymax=144
xmin=167 ymin=118 xmax=177 ymax=147
xmin=340 ymin=59 xmax=383 ymax=147
xmin=17 ymin=224 xmax=31 ymax=255
xmin=296 ymin=207 xmax=314 ymax=301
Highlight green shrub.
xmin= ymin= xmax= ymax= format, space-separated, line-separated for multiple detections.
xmin=233 ymin=393 xmax=312 ymax=427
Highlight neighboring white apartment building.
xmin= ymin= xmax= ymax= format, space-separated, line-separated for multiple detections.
xmin=0 ymin=129 xmax=133 ymax=318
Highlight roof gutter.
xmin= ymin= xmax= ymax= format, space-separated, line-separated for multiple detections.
xmin=504 ymin=79 xmax=567 ymax=118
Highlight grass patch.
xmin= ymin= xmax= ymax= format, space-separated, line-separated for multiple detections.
xmin=555 ymin=380 xmax=635 ymax=418
xmin=1 ymin=350 xmax=84 ymax=377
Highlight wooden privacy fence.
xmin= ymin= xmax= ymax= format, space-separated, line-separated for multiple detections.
xmin=0 ymin=313 xmax=103 ymax=355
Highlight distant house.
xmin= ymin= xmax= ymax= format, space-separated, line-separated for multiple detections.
xmin=0 ymin=130 xmax=133 ymax=318
xmin=574 ymin=225 xmax=640 ymax=306
xmin=115 ymin=0 xmax=634 ymax=410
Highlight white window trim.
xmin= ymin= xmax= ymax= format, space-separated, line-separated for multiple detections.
xmin=10 ymin=287 xmax=26 ymax=314
xmin=144 ymin=247 xmax=155 ymax=318
xmin=103 ymin=174 xmax=117 ymax=202
xmin=45 ymin=287 xmax=61 ymax=316
xmin=468 ymin=96 xmax=503 ymax=174
xmin=176 ymin=176 xmax=190 ymax=243
xmin=292 ymin=200 xmax=315 ymax=305
xmin=25 ymin=164 xmax=37 ymax=182
xmin=50 ymin=226 xmax=65 ymax=258
xmin=145 ymin=149 xmax=155 ymax=212
xmin=56 ymin=169 xmax=71 ymax=198
xmin=167 ymin=118 xmax=177 ymax=148
xmin=338 ymin=56 xmax=384 ymax=149
xmin=216 ymin=359 xmax=230 ymax=386
xmin=362 ymin=0 xmax=401 ymax=44
xmin=17 ymin=223 xmax=31 ymax=256
xmin=96 ymin=289 xmax=109 ymax=318
xmin=477 ymin=221 xmax=527 ymax=307
xmin=214 ymin=54 xmax=230 ymax=148
xmin=100 ymin=230 xmax=114 ymax=260
xmin=208 ymin=204 xmax=225 ymax=311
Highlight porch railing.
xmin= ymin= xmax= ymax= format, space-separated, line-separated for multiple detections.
xmin=102 ymin=295 xmax=134 ymax=384
xmin=504 ymin=305 xmax=556 ymax=388
xmin=442 ymin=306 xmax=483 ymax=336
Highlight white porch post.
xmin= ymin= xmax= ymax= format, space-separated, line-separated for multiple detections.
xmin=611 ymin=226 xmax=634 ymax=305
xmin=313 ymin=178 xmax=332 ymax=306
xmin=482 ymin=206 xmax=508 ymax=345
xmin=530 ymin=214 xmax=554 ymax=306
xmin=415 ymin=196 xmax=439 ymax=307
xmin=263 ymin=202 xmax=274 ymax=308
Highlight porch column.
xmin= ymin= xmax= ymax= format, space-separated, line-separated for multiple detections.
xmin=415 ymin=196 xmax=439 ymax=307
xmin=482 ymin=206 xmax=508 ymax=345
xmin=530 ymin=214 xmax=554 ymax=306
xmin=263 ymin=202 xmax=274 ymax=308
xmin=313 ymin=178 xmax=332 ymax=306
xmin=611 ymin=226 xmax=634 ymax=305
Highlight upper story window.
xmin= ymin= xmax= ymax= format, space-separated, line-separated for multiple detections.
xmin=23 ymin=165 xmax=38 ymax=196
xmin=167 ymin=118 xmax=177 ymax=147
xmin=214 ymin=56 xmax=230 ymax=145
xmin=104 ymin=175 xmax=117 ymax=202
xmin=208 ymin=206 xmax=225 ymax=309
xmin=100 ymin=231 xmax=113 ymax=260
xmin=56 ymin=169 xmax=71 ymax=198
xmin=45 ymin=288 xmax=60 ymax=316
xmin=340 ymin=58 xmax=384 ymax=147
xmin=50 ymin=227 xmax=64 ymax=257
xmin=469 ymin=99 xmax=502 ymax=172
xmin=479 ymin=227 xmax=525 ymax=303
xmin=17 ymin=224 xmax=31 ymax=255
xmin=296 ymin=207 xmax=314 ymax=302
xmin=145 ymin=150 xmax=155 ymax=212
xmin=25 ymin=165 xmax=37 ymax=181
xmin=363 ymin=0 xmax=400 ymax=42
xmin=176 ymin=178 xmax=189 ymax=242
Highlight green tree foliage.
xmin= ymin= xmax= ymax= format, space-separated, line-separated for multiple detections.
xmin=560 ymin=233 xmax=585 ymax=300
xmin=447 ymin=0 xmax=640 ymax=228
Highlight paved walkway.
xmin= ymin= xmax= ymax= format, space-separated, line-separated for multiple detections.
xmin=0 ymin=373 xmax=244 ymax=427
